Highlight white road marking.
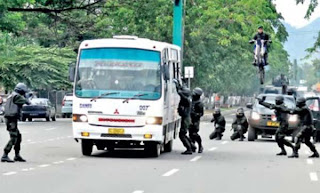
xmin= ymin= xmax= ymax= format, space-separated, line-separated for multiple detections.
xmin=307 ymin=159 xmax=314 ymax=165
xmin=209 ymin=147 xmax=217 ymax=151
xmin=3 ymin=172 xmax=17 ymax=176
xmin=190 ymin=156 xmax=202 ymax=162
xmin=38 ymin=164 xmax=50 ymax=168
xmin=21 ymin=168 xmax=35 ymax=172
xmin=26 ymin=139 xmax=32 ymax=142
xmin=309 ymin=172 xmax=318 ymax=181
xmin=45 ymin=127 xmax=56 ymax=131
xmin=221 ymin=141 xmax=229 ymax=145
xmin=162 ymin=169 xmax=179 ymax=177
xmin=66 ymin=157 xmax=77 ymax=161
xmin=53 ymin=161 xmax=64 ymax=164
xmin=132 ymin=191 xmax=144 ymax=193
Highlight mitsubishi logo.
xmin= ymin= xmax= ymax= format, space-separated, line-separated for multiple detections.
xmin=114 ymin=109 xmax=120 ymax=115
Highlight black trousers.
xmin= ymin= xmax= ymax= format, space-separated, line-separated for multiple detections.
xmin=295 ymin=126 xmax=317 ymax=153
xmin=179 ymin=117 xmax=192 ymax=151
xmin=230 ymin=128 xmax=246 ymax=141
xmin=189 ymin=120 xmax=202 ymax=146
xmin=4 ymin=117 xmax=22 ymax=154
xmin=275 ymin=124 xmax=293 ymax=151
xmin=210 ymin=127 xmax=225 ymax=140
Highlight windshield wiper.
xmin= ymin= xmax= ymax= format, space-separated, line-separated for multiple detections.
xmin=90 ymin=92 xmax=120 ymax=102
xmin=123 ymin=93 xmax=148 ymax=103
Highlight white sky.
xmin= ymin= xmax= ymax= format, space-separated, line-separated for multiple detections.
xmin=274 ymin=0 xmax=320 ymax=28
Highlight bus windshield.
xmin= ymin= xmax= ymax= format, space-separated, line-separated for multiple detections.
xmin=75 ymin=48 xmax=161 ymax=100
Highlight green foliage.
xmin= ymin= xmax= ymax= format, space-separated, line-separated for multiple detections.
xmin=0 ymin=32 xmax=75 ymax=91
xmin=0 ymin=0 xmax=291 ymax=96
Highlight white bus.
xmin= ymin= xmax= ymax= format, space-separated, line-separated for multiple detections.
xmin=71 ymin=36 xmax=182 ymax=157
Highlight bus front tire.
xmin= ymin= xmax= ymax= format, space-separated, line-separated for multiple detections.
xmin=248 ymin=126 xmax=256 ymax=141
xmin=163 ymin=140 xmax=173 ymax=152
xmin=82 ymin=140 xmax=93 ymax=156
xmin=145 ymin=142 xmax=161 ymax=157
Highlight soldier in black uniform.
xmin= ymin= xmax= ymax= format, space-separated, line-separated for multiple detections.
xmin=258 ymin=96 xmax=295 ymax=156
xmin=288 ymin=97 xmax=319 ymax=158
xmin=1 ymin=83 xmax=31 ymax=163
xmin=189 ymin=87 xmax=204 ymax=153
xmin=174 ymin=80 xmax=194 ymax=155
xmin=230 ymin=108 xmax=249 ymax=141
xmin=209 ymin=108 xmax=226 ymax=140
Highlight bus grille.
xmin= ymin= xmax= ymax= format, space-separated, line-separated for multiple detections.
xmin=101 ymin=134 xmax=132 ymax=138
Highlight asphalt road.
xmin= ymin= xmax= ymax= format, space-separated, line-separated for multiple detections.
xmin=0 ymin=112 xmax=320 ymax=193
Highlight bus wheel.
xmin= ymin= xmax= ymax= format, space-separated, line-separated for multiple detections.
xmin=145 ymin=142 xmax=161 ymax=157
xmin=81 ymin=139 xmax=93 ymax=156
xmin=164 ymin=140 xmax=173 ymax=152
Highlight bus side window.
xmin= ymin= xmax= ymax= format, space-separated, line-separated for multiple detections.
xmin=173 ymin=62 xmax=177 ymax=79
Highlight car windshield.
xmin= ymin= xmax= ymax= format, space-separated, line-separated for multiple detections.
xmin=31 ymin=99 xmax=48 ymax=106
xmin=75 ymin=48 xmax=161 ymax=100
xmin=257 ymin=96 xmax=296 ymax=108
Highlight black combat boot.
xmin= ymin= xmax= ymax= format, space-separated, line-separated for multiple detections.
xmin=288 ymin=151 xmax=299 ymax=158
xmin=14 ymin=154 xmax=26 ymax=162
xmin=198 ymin=145 xmax=203 ymax=153
xmin=181 ymin=150 xmax=193 ymax=155
xmin=309 ymin=151 xmax=319 ymax=158
xmin=276 ymin=150 xmax=287 ymax=156
xmin=191 ymin=143 xmax=197 ymax=153
xmin=1 ymin=153 xmax=14 ymax=163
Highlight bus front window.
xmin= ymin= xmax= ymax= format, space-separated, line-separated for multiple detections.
xmin=75 ymin=48 xmax=161 ymax=100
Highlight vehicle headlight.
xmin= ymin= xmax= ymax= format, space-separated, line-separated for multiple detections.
xmin=288 ymin=115 xmax=298 ymax=122
xmin=251 ymin=112 xmax=261 ymax=120
xmin=73 ymin=114 xmax=88 ymax=122
xmin=146 ymin=117 xmax=162 ymax=125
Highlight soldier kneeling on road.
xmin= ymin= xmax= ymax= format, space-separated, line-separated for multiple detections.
xmin=1 ymin=83 xmax=31 ymax=163
xmin=230 ymin=108 xmax=249 ymax=141
xmin=209 ymin=108 xmax=226 ymax=140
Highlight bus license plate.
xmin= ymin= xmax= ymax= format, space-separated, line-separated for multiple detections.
xmin=108 ymin=128 xmax=125 ymax=134
xmin=267 ymin=121 xmax=280 ymax=127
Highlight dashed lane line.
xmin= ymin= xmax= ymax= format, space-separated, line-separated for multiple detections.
xmin=66 ymin=157 xmax=77 ymax=161
xmin=53 ymin=161 xmax=64 ymax=165
xmin=21 ymin=168 xmax=35 ymax=172
xmin=3 ymin=172 xmax=17 ymax=176
xmin=45 ymin=128 xmax=56 ymax=131
xmin=38 ymin=164 xmax=50 ymax=168
xmin=132 ymin=191 xmax=144 ymax=193
xmin=307 ymin=159 xmax=314 ymax=165
xmin=190 ymin=156 xmax=202 ymax=162
xmin=221 ymin=141 xmax=229 ymax=145
xmin=162 ymin=169 xmax=179 ymax=177
xmin=209 ymin=147 xmax=217 ymax=151
xmin=309 ymin=172 xmax=318 ymax=181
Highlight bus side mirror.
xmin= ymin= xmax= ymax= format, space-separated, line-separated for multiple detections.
xmin=163 ymin=65 xmax=170 ymax=81
xmin=69 ymin=66 xmax=75 ymax=82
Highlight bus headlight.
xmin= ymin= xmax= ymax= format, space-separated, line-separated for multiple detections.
xmin=288 ymin=115 xmax=298 ymax=123
xmin=146 ymin=117 xmax=162 ymax=125
xmin=251 ymin=112 xmax=261 ymax=120
xmin=73 ymin=114 xmax=88 ymax=122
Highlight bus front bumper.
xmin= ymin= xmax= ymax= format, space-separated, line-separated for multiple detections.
xmin=73 ymin=122 xmax=164 ymax=143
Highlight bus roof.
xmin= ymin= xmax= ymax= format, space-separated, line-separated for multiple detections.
xmin=79 ymin=36 xmax=181 ymax=52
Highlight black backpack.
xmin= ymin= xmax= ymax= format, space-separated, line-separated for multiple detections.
xmin=4 ymin=93 xmax=19 ymax=118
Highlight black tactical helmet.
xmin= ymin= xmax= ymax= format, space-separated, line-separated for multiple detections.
xmin=213 ymin=108 xmax=221 ymax=115
xmin=287 ymin=88 xmax=294 ymax=95
xmin=181 ymin=86 xmax=191 ymax=97
xmin=258 ymin=26 xmax=263 ymax=29
xmin=193 ymin=87 xmax=203 ymax=97
xmin=296 ymin=97 xmax=306 ymax=108
xmin=275 ymin=96 xmax=284 ymax=105
xmin=236 ymin=108 xmax=244 ymax=117
xmin=14 ymin=83 xmax=28 ymax=95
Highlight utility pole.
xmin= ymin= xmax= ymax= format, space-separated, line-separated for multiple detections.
xmin=293 ymin=59 xmax=298 ymax=85
xmin=173 ymin=0 xmax=184 ymax=48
